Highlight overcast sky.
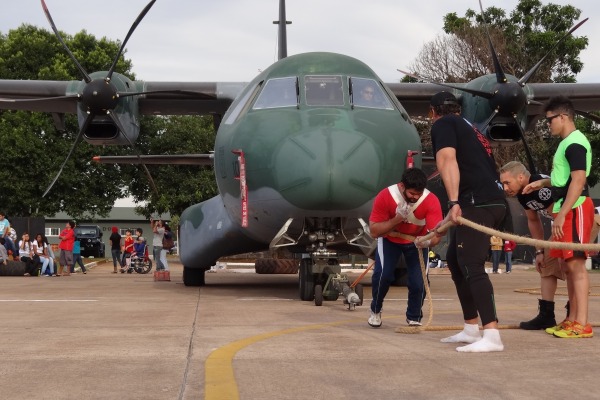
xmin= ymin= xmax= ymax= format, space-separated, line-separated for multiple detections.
xmin=1 ymin=0 xmax=599 ymax=84
xmin=2 ymin=1 xmax=599 ymax=207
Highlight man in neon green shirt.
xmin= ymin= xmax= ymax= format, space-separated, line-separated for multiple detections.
xmin=523 ymin=95 xmax=594 ymax=338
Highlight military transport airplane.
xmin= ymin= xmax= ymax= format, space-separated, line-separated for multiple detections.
xmin=1 ymin=0 xmax=600 ymax=298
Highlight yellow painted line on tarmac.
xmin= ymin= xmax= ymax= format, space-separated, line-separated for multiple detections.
xmin=204 ymin=305 xmax=534 ymax=399
xmin=205 ymin=318 xmax=357 ymax=400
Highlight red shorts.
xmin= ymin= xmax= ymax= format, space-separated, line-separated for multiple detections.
xmin=549 ymin=197 xmax=595 ymax=260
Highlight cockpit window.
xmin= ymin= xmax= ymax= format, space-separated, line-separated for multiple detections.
xmin=350 ymin=77 xmax=393 ymax=110
xmin=305 ymin=75 xmax=344 ymax=106
xmin=252 ymin=77 xmax=298 ymax=109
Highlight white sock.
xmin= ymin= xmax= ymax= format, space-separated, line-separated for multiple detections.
xmin=441 ymin=323 xmax=481 ymax=343
xmin=456 ymin=328 xmax=504 ymax=353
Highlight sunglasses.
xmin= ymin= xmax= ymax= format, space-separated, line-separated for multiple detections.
xmin=545 ymin=114 xmax=565 ymax=124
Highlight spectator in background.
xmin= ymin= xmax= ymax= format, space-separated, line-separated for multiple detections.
xmin=42 ymin=235 xmax=56 ymax=275
xmin=32 ymin=233 xmax=52 ymax=276
xmin=121 ymin=229 xmax=134 ymax=273
xmin=0 ymin=238 xmax=8 ymax=265
xmin=109 ymin=226 xmax=122 ymax=274
xmin=160 ymin=224 xmax=172 ymax=272
xmin=151 ymin=218 xmax=165 ymax=271
xmin=57 ymin=221 xmax=75 ymax=277
xmin=0 ymin=212 xmax=17 ymax=260
xmin=503 ymin=239 xmax=517 ymax=274
xmin=18 ymin=232 xmax=38 ymax=276
xmin=72 ymin=240 xmax=87 ymax=274
xmin=490 ymin=235 xmax=503 ymax=274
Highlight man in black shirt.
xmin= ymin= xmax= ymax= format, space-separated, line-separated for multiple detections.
xmin=430 ymin=91 xmax=507 ymax=352
xmin=499 ymin=161 xmax=569 ymax=329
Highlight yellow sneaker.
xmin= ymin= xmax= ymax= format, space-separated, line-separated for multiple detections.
xmin=553 ymin=322 xmax=593 ymax=338
xmin=545 ymin=319 xmax=572 ymax=335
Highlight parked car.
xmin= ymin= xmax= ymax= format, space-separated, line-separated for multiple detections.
xmin=74 ymin=225 xmax=105 ymax=258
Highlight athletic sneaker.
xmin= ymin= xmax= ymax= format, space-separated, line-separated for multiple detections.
xmin=545 ymin=319 xmax=572 ymax=335
xmin=407 ymin=319 xmax=422 ymax=326
xmin=553 ymin=322 xmax=593 ymax=338
xmin=368 ymin=311 xmax=382 ymax=328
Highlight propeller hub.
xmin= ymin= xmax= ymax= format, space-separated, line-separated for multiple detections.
xmin=82 ymin=79 xmax=119 ymax=113
xmin=489 ymin=82 xmax=527 ymax=116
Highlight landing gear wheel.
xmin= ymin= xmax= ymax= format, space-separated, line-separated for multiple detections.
xmin=183 ymin=266 xmax=206 ymax=286
xmin=298 ymin=258 xmax=314 ymax=301
xmin=255 ymin=258 xmax=298 ymax=274
xmin=354 ymin=283 xmax=364 ymax=306
xmin=314 ymin=284 xmax=323 ymax=306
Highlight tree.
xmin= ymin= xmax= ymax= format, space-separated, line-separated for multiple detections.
xmin=0 ymin=25 xmax=135 ymax=219
xmin=441 ymin=0 xmax=587 ymax=83
xmin=126 ymin=115 xmax=218 ymax=219
xmin=405 ymin=0 xmax=600 ymax=184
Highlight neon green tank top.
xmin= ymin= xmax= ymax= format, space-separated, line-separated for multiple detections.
xmin=550 ymin=129 xmax=591 ymax=212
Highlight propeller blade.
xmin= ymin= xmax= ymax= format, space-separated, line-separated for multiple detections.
xmin=575 ymin=109 xmax=600 ymax=124
xmin=106 ymin=0 xmax=157 ymax=81
xmin=40 ymin=0 xmax=91 ymax=83
xmin=106 ymin=111 xmax=158 ymax=194
xmin=478 ymin=0 xmax=507 ymax=84
xmin=477 ymin=109 xmax=498 ymax=134
xmin=527 ymin=99 xmax=543 ymax=106
xmin=397 ymin=69 xmax=494 ymax=99
xmin=42 ymin=113 xmax=94 ymax=197
xmin=0 ymin=94 xmax=79 ymax=103
xmin=117 ymin=89 xmax=206 ymax=98
xmin=518 ymin=18 xmax=588 ymax=86
xmin=512 ymin=115 xmax=537 ymax=174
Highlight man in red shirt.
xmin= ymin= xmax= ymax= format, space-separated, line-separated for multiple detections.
xmin=368 ymin=168 xmax=443 ymax=328
xmin=57 ymin=221 xmax=75 ymax=276
xmin=503 ymin=239 xmax=517 ymax=274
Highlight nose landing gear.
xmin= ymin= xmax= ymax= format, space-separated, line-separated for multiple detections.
xmin=314 ymin=273 xmax=364 ymax=309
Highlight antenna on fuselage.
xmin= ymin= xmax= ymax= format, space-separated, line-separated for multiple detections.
xmin=273 ymin=0 xmax=291 ymax=59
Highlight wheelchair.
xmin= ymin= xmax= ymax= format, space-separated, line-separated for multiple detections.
xmin=122 ymin=243 xmax=152 ymax=274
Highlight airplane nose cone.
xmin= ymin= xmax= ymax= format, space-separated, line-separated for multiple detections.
xmin=273 ymin=128 xmax=381 ymax=210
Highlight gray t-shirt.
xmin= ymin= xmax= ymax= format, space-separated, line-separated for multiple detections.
xmin=152 ymin=227 xmax=165 ymax=247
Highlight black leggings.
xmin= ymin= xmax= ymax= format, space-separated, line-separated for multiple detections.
xmin=446 ymin=202 xmax=506 ymax=326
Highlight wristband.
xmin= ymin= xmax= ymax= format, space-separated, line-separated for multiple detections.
xmin=447 ymin=200 xmax=459 ymax=208
xmin=535 ymin=249 xmax=544 ymax=256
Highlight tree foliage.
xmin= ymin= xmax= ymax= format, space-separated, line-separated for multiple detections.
xmin=406 ymin=0 xmax=600 ymax=186
xmin=416 ymin=0 xmax=588 ymax=83
xmin=0 ymin=24 xmax=219 ymax=221
xmin=126 ymin=115 xmax=218 ymax=219
xmin=0 ymin=25 xmax=136 ymax=219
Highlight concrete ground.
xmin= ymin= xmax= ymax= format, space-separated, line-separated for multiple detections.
xmin=0 ymin=259 xmax=599 ymax=400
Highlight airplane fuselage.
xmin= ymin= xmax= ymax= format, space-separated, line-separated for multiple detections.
xmin=179 ymin=52 xmax=422 ymax=269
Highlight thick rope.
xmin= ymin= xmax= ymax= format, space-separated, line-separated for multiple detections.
xmin=457 ymin=216 xmax=600 ymax=251
xmin=386 ymin=216 xmax=599 ymax=334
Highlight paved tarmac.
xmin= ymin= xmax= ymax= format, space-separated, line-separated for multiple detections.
xmin=1 ymin=259 xmax=599 ymax=400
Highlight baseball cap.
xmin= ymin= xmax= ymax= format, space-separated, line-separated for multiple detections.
xmin=430 ymin=91 xmax=458 ymax=107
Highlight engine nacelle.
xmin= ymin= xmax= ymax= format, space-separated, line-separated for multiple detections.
xmin=74 ymin=71 xmax=141 ymax=145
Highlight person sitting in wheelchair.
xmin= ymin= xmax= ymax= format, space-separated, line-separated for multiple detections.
xmin=128 ymin=236 xmax=146 ymax=273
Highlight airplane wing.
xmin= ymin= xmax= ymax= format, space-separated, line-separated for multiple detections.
xmin=386 ymin=82 xmax=600 ymax=118
xmin=0 ymin=80 xmax=246 ymax=116
xmin=3 ymin=79 xmax=600 ymax=121
xmin=92 ymin=154 xmax=214 ymax=165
